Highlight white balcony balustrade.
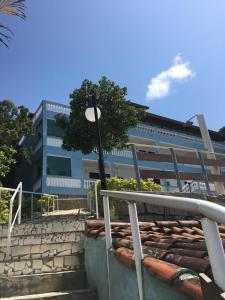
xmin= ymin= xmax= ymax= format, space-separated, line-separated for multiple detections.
xmin=111 ymin=149 xmax=133 ymax=158
xmin=46 ymin=103 xmax=71 ymax=115
xmin=84 ymin=179 xmax=97 ymax=189
xmin=46 ymin=177 xmax=81 ymax=188
xmin=47 ymin=137 xmax=63 ymax=147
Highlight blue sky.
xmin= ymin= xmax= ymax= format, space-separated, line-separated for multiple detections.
xmin=0 ymin=0 xmax=225 ymax=131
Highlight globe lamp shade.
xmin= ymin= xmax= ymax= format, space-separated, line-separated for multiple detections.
xmin=85 ymin=107 xmax=101 ymax=122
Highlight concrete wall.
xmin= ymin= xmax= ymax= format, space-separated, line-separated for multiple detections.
xmin=85 ymin=237 xmax=187 ymax=300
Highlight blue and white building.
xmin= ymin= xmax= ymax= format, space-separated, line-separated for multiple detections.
xmin=16 ymin=100 xmax=225 ymax=195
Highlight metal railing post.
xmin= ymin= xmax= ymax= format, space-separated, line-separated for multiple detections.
xmin=6 ymin=199 xmax=13 ymax=258
xmin=103 ymin=195 xmax=112 ymax=300
xmin=103 ymin=195 xmax=112 ymax=249
xmin=31 ymin=194 xmax=33 ymax=220
xmin=95 ymin=182 xmax=99 ymax=219
xmin=131 ymin=144 xmax=142 ymax=191
xmin=56 ymin=196 xmax=59 ymax=210
xmin=197 ymin=151 xmax=211 ymax=194
xmin=201 ymin=218 xmax=225 ymax=290
xmin=128 ymin=202 xmax=144 ymax=300
xmin=18 ymin=183 xmax=22 ymax=225
xmin=170 ymin=148 xmax=182 ymax=192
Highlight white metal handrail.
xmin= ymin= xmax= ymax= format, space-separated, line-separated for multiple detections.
xmin=6 ymin=182 xmax=23 ymax=258
xmin=101 ymin=190 xmax=225 ymax=299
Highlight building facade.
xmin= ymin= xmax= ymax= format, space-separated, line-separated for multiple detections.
xmin=17 ymin=100 xmax=225 ymax=195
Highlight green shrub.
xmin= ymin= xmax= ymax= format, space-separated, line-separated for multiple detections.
xmin=37 ymin=195 xmax=55 ymax=214
xmin=0 ymin=189 xmax=12 ymax=224
xmin=90 ymin=177 xmax=162 ymax=216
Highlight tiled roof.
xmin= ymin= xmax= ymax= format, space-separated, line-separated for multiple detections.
xmin=86 ymin=220 xmax=225 ymax=300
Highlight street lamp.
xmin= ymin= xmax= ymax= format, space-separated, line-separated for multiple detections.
xmin=85 ymin=91 xmax=107 ymax=190
xmin=186 ymin=114 xmax=225 ymax=194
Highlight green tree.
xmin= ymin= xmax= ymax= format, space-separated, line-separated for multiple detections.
xmin=0 ymin=146 xmax=16 ymax=178
xmin=219 ymin=126 xmax=225 ymax=135
xmin=0 ymin=100 xmax=33 ymax=183
xmin=0 ymin=147 xmax=15 ymax=223
xmin=56 ymin=77 xmax=145 ymax=154
xmin=0 ymin=0 xmax=26 ymax=47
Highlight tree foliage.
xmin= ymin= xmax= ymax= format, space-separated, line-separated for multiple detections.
xmin=0 ymin=100 xmax=33 ymax=147
xmin=56 ymin=77 xmax=145 ymax=154
xmin=0 ymin=0 xmax=26 ymax=47
xmin=0 ymin=100 xmax=33 ymax=182
xmin=219 ymin=126 xmax=225 ymax=135
xmin=0 ymin=188 xmax=11 ymax=223
xmin=0 ymin=146 xmax=16 ymax=178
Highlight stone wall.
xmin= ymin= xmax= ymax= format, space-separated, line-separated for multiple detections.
xmin=0 ymin=219 xmax=85 ymax=277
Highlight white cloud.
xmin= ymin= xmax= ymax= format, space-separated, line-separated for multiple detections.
xmin=146 ymin=54 xmax=195 ymax=100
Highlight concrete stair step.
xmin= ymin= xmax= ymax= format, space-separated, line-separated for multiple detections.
xmin=0 ymin=253 xmax=83 ymax=276
xmin=0 ymin=270 xmax=86 ymax=298
xmin=0 ymin=220 xmax=85 ymax=238
xmin=0 ymin=289 xmax=97 ymax=300
xmin=0 ymin=241 xmax=83 ymax=261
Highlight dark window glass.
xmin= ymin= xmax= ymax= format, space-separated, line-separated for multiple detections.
xmin=34 ymin=158 xmax=42 ymax=180
xmin=138 ymin=149 xmax=146 ymax=153
xmin=47 ymin=119 xmax=64 ymax=138
xmin=34 ymin=120 xmax=43 ymax=145
xmin=89 ymin=172 xmax=110 ymax=179
xmin=47 ymin=156 xmax=71 ymax=177
xmin=153 ymin=178 xmax=160 ymax=185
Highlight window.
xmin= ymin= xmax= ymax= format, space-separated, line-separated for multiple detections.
xmin=34 ymin=158 xmax=42 ymax=180
xmin=34 ymin=120 xmax=42 ymax=145
xmin=89 ymin=172 xmax=110 ymax=179
xmin=138 ymin=149 xmax=146 ymax=153
xmin=153 ymin=178 xmax=160 ymax=185
xmin=47 ymin=119 xmax=65 ymax=138
xmin=47 ymin=156 xmax=71 ymax=177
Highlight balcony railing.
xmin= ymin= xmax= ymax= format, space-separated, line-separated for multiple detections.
xmin=47 ymin=137 xmax=63 ymax=147
xmin=46 ymin=103 xmax=71 ymax=115
xmin=46 ymin=176 xmax=81 ymax=188
xmin=84 ymin=179 xmax=97 ymax=189
xmin=111 ymin=148 xmax=132 ymax=158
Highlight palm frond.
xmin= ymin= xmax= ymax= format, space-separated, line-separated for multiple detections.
xmin=0 ymin=0 xmax=26 ymax=19
xmin=0 ymin=0 xmax=26 ymax=47
xmin=0 ymin=23 xmax=13 ymax=47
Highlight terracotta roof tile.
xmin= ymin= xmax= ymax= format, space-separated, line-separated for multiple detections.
xmin=144 ymin=256 xmax=203 ymax=300
xmin=86 ymin=219 xmax=225 ymax=299
xmin=115 ymin=247 xmax=135 ymax=269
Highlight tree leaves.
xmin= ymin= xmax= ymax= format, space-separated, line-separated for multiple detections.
xmin=0 ymin=146 xmax=16 ymax=178
xmin=219 ymin=126 xmax=225 ymax=136
xmin=56 ymin=76 xmax=145 ymax=154
xmin=0 ymin=0 xmax=26 ymax=47
xmin=0 ymin=100 xmax=33 ymax=182
xmin=0 ymin=0 xmax=26 ymax=19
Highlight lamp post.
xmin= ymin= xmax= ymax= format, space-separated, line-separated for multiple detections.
xmin=186 ymin=114 xmax=225 ymax=194
xmin=85 ymin=91 xmax=107 ymax=190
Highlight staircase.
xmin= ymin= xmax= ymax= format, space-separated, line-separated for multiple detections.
xmin=0 ymin=217 xmax=97 ymax=300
